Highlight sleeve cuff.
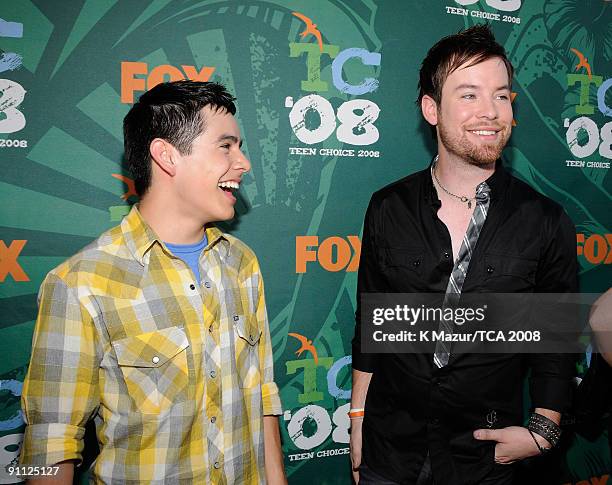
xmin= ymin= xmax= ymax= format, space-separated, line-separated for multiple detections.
xmin=352 ymin=343 xmax=377 ymax=373
xmin=530 ymin=377 xmax=573 ymax=413
xmin=20 ymin=423 xmax=84 ymax=467
xmin=262 ymin=381 xmax=282 ymax=416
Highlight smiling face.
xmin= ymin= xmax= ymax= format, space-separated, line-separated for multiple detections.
xmin=426 ymin=57 xmax=513 ymax=166
xmin=174 ymin=106 xmax=250 ymax=224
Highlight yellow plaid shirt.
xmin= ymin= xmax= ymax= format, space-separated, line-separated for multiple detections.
xmin=21 ymin=206 xmax=282 ymax=484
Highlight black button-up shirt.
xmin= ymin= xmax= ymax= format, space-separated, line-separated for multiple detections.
xmin=352 ymin=163 xmax=578 ymax=484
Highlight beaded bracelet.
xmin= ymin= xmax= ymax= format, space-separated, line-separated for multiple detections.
xmin=528 ymin=413 xmax=561 ymax=448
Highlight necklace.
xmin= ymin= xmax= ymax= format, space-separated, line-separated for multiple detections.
xmin=431 ymin=158 xmax=476 ymax=209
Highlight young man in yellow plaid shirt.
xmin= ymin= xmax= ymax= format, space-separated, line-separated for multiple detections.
xmin=20 ymin=81 xmax=286 ymax=484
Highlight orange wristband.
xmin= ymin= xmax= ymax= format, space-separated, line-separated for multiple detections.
xmin=348 ymin=410 xmax=365 ymax=418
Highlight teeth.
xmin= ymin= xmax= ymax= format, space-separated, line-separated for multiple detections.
xmin=472 ymin=130 xmax=496 ymax=135
xmin=218 ymin=181 xmax=240 ymax=189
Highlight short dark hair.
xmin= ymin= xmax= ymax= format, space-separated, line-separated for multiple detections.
xmin=123 ymin=80 xmax=236 ymax=196
xmin=417 ymin=24 xmax=513 ymax=107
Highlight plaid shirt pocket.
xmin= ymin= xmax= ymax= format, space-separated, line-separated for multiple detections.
xmin=113 ymin=326 xmax=190 ymax=414
xmin=233 ymin=315 xmax=262 ymax=389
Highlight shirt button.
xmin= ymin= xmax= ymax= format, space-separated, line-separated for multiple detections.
xmin=444 ymin=252 xmax=450 ymax=259
xmin=210 ymin=416 xmax=216 ymax=423
xmin=210 ymin=370 xmax=217 ymax=378
xmin=204 ymin=281 xmax=211 ymax=289
xmin=152 ymin=356 xmax=160 ymax=364
xmin=413 ymin=260 xmax=421 ymax=267
xmin=487 ymin=265 xmax=494 ymax=274
xmin=189 ymin=283 xmax=196 ymax=290
xmin=213 ymin=462 xmax=220 ymax=469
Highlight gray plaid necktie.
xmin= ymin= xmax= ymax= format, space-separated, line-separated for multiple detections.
xmin=433 ymin=182 xmax=491 ymax=368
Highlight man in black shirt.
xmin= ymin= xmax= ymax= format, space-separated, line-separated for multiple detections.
xmin=350 ymin=25 xmax=578 ymax=484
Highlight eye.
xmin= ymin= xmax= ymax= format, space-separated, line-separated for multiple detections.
xmin=496 ymin=94 xmax=510 ymax=100
xmin=462 ymin=94 xmax=476 ymax=100
xmin=220 ymin=143 xmax=231 ymax=150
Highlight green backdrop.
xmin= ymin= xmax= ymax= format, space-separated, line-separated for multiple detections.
xmin=0 ymin=1 xmax=610 ymax=483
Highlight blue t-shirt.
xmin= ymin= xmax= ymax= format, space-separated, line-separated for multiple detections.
xmin=165 ymin=234 xmax=208 ymax=285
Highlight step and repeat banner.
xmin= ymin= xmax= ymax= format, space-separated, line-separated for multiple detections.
xmin=0 ymin=1 xmax=610 ymax=483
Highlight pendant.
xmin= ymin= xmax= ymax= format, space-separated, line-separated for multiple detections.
xmin=468 ymin=200 xmax=472 ymax=209
xmin=486 ymin=410 xmax=497 ymax=428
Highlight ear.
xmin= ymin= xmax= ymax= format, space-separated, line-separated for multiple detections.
xmin=421 ymin=95 xmax=439 ymax=127
xmin=150 ymin=138 xmax=176 ymax=177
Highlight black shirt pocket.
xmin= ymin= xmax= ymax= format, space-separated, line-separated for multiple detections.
xmin=380 ymin=247 xmax=425 ymax=291
xmin=482 ymin=253 xmax=538 ymax=292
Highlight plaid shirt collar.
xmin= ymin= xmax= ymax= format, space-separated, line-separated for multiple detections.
xmin=122 ymin=205 xmax=230 ymax=265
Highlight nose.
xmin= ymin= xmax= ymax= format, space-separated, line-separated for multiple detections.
xmin=477 ymin=96 xmax=498 ymax=120
xmin=235 ymin=149 xmax=251 ymax=174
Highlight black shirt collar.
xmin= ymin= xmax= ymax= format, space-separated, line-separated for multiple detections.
xmin=426 ymin=158 xmax=508 ymax=208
